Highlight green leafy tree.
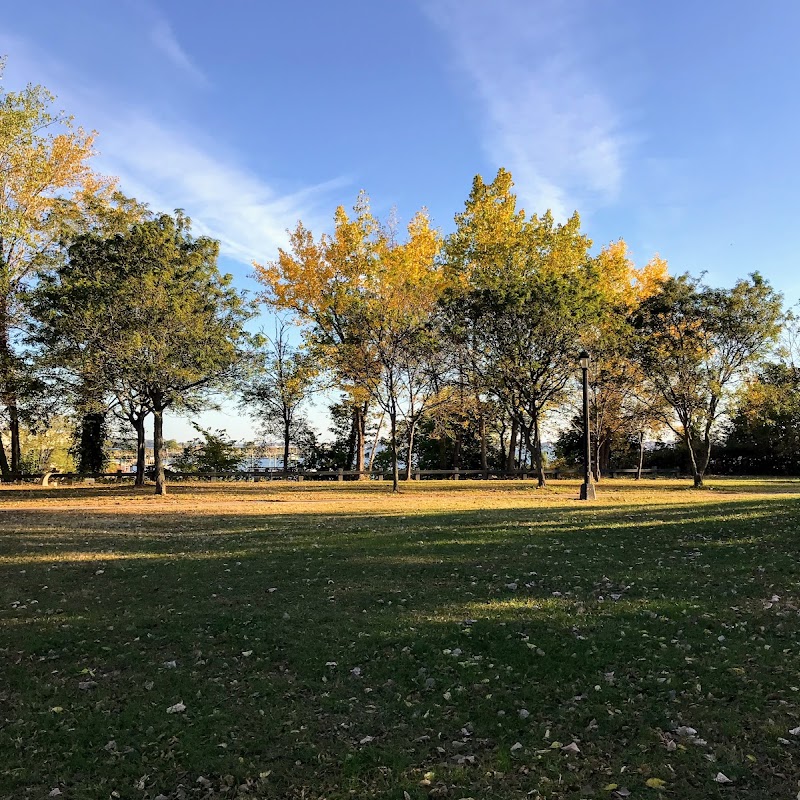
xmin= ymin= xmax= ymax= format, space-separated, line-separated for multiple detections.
xmin=445 ymin=169 xmax=597 ymax=487
xmin=71 ymin=410 xmax=109 ymax=475
xmin=719 ymin=361 xmax=800 ymax=474
xmin=172 ymin=426 xmax=242 ymax=473
xmin=33 ymin=211 xmax=250 ymax=494
xmin=633 ymin=273 xmax=783 ymax=487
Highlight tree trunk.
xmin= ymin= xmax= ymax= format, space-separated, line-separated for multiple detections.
xmin=345 ymin=407 xmax=357 ymax=471
xmin=283 ymin=418 xmax=291 ymax=473
xmin=355 ymin=402 xmax=368 ymax=480
xmin=452 ymin=428 xmax=462 ymax=471
xmin=596 ymin=436 xmax=613 ymax=482
xmin=134 ymin=415 xmax=146 ymax=486
xmin=153 ymin=406 xmax=167 ymax=496
xmin=507 ymin=417 xmax=518 ymax=476
xmin=438 ymin=434 xmax=447 ymax=470
xmin=0 ymin=296 xmax=21 ymax=477
xmin=8 ymin=403 xmax=21 ymax=475
xmin=698 ymin=432 xmax=713 ymax=486
xmin=635 ymin=431 xmax=645 ymax=480
xmin=532 ymin=409 xmax=546 ymax=488
xmin=602 ymin=438 xmax=613 ymax=477
xmin=405 ymin=420 xmax=416 ymax=481
xmin=684 ymin=434 xmax=703 ymax=488
xmin=367 ymin=411 xmax=384 ymax=473
xmin=479 ymin=413 xmax=488 ymax=474
xmin=390 ymin=411 xmax=399 ymax=493
xmin=0 ymin=433 xmax=9 ymax=481
xmin=498 ymin=419 xmax=508 ymax=473
xmin=593 ymin=432 xmax=602 ymax=483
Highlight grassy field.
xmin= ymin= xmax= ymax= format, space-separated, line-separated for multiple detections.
xmin=1 ymin=479 xmax=800 ymax=800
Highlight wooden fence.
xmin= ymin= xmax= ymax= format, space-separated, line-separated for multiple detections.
xmin=1 ymin=466 xmax=680 ymax=485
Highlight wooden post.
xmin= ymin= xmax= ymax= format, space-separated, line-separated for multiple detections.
xmin=337 ymin=468 xmax=344 ymax=483
xmin=453 ymin=467 xmax=460 ymax=481
xmin=414 ymin=470 xmax=420 ymax=481
xmin=116 ymin=470 xmax=123 ymax=485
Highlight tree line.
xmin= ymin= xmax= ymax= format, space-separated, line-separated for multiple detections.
xmin=0 ymin=68 xmax=790 ymax=494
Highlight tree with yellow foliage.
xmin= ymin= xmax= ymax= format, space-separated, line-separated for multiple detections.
xmin=584 ymin=241 xmax=668 ymax=479
xmin=254 ymin=193 xmax=382 ymax=477
xmin=446 ymin=169 xmax=597 ymax=487
xmin=357 ymin=209 xmax=446 ymax=491
xmin=0 ymin=64 xmax=120 ymax=478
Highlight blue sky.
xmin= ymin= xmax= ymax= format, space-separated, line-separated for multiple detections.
xmin=3 ymin=1 xmax=799 ymax=441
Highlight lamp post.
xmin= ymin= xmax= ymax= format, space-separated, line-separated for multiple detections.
xmin=579 ymin=350 xmax=596 ymax=500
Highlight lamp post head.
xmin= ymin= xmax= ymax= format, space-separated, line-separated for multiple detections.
xmin=579 ymin=350 xmax=590 ymax=370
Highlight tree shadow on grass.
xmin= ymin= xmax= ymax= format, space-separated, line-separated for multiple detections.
xmin=1 ymin=491 xmax=799 ymax=797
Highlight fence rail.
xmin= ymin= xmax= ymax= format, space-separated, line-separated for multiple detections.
xmin=0 ymin=466 xmax=681 ymax=486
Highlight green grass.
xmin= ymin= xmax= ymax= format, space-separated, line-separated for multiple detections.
xmin=1 ymin=479 xmax=800 ymax=799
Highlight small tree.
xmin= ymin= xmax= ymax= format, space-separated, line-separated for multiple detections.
xmin=172 ymin=426 xmax=242 ymax=473
xmin=633 ymin=273 xmax=783 ymax=487
xmin=72 ymin=408 xmax=109 ymax=475
xmin=242 ymin=319 xmax=316 ymax=472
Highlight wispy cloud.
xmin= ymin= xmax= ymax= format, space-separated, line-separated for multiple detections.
xmin=97 ymin=113 xmax=347 ymax=265
xmin=149 ymin=18 xmax=208 ymax=86
xmin=425 ymin=0 xmax=627 ymax=219
xmin=0 ymin=34 xmax=345 ymax=268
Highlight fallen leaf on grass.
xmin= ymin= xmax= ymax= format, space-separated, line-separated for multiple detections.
xmin=646 ymin=777 xmax=667 ymax=789
xmin=166 ymin=702 xmax=186 ymax=714
xmin=714 ymin=773 xmax=732 ymax=784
